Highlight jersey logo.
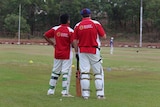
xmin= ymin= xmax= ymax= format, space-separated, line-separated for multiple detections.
xmin=79 ymin=24 xmax=93 ymax=30
xmin=56 ymin=32 xmax=68 ymax=37
xmin=57 ymin=32 xmax=61 ymax=37
xmin=79 ymin=25 xmax=84 ymax=30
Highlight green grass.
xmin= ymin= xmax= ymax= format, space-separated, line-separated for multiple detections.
xmin=0 ymin=44 xmax=160 ymax=107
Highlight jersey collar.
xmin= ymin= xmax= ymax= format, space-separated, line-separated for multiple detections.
xmin=82 ymin=17 xmax=91 ymax=21
xmin=61 ymin=24 xmax=69 ymax=26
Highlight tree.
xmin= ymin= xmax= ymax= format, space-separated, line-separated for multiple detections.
xmin=0 ymin=0 xmax=160 ymax=42
xmin=4 ymin=14 xmax=30 ymax=37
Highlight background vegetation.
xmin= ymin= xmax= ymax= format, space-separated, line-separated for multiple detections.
xmin=0 ymin=0 xmax=160 ymax=42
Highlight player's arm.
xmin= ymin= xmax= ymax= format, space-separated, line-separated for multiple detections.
xmin=71 ymin=29 xmax=79 ymax=53
xmin=100 ymin=34 xmax=106 ymax=40
xmin=96 ymin=23 xmax=107 ymax=40
xmin=43 ymin=35 xmax=54 ymax=45
xmin=72 ymin=40 xmax=78 ymax=53
xmin=43 ymin=29 xmax=56 ymax=47
xmin=72 ymin=30 xmax=79 ymax=60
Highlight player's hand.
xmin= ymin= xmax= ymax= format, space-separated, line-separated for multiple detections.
xmin=51 ymin=42 xmax=56 ymax=48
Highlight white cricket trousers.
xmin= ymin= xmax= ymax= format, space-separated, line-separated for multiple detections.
xmin=49 ymin=58 xmax=72 ymax=95
xmin=79 ymin=49 xmax=105 ymax=97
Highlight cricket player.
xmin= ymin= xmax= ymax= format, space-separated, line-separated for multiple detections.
xmin=44 ymin=13 xmax=77 ymax=97
xmin=110 ymin=37 xmax=114 ymax=54
xmin=73 ymin=8 xmax=106 ymax=99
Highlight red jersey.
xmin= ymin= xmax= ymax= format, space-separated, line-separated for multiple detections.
xmin=45 ymin=24 xmax=74 ymax=59
xmin=74 ymin=17 xmax=106 ymax=54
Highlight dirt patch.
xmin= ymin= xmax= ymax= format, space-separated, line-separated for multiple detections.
xmin=0 ymin=38 xmax=160 ymax=48
xmin=0 ymin=38 xmax=48 ymax=45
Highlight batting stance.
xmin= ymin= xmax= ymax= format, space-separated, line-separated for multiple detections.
xmin=44 ymin=14 xmax=77 ymax=97
xmin=73 ymin=8 xmax=106 ymax=99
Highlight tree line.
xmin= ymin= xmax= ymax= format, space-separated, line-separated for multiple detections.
xmin=0 ymin=0 xmax=160 ymax=42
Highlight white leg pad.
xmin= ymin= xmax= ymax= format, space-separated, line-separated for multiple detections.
xmin=81 ymin=73 xmax=90 ymax=97
xmin=62 ymin=73 xmax=68 ymax=93
xmin=49 ymin=73 xmax=59 ymax=87
xmin=95 ymin=74 xmax=104 ymax=96
xmin=66 ymin=68 xmax=71 ymax=94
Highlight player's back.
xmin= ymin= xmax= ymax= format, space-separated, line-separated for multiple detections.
xmin=75 ymin=18 xmax=98 ymax=47
xmin=54 ymin=25 xmax=73 ymax=59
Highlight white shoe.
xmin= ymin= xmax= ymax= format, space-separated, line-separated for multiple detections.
xmin=47 ymin=89 xmax=55 ymax=95
xmin=83 ymin=96 xmax=89 ymax=100
xmin=61 ymin=90 xmax=67 ymax=95
xmin=97 ymin=95 xmax=106 ymax=100
xmin=62 ymin=94 xmax=74 ymax=97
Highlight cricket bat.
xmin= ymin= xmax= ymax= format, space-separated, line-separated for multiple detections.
xmin=76 ymin=56 xmax=81 ymax=97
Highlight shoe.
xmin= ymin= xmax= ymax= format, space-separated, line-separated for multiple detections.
xmin=97 ymin=95 xmax=106 ymax=99
xmin=47 ymin=89 xmax=55 ymax=95
xmin=83 ymin=96 xmax=89 ymax=100
xmin=62 ymin=94 xmax=74 ymax=97
xmin=61 ymin=90 xmax=67 ymax=95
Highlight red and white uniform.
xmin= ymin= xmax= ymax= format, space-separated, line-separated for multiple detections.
xmin=45 ymin=24 xmax=74 ymax=59
xmin=45 ymin=24 xmax=74 ymax=95
xmin=74 ymin=17 xmax=106 ymax=54
xmin=74 ymin=17 xmax=106 ymax=98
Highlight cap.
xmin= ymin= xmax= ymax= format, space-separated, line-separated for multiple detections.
xmin=80 ymin=8 xmax=91 ymax=15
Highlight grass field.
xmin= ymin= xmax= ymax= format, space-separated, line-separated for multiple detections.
xmin=0 ymin=44 xmax=160 ymax=107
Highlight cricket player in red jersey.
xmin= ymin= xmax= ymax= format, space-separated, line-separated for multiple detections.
xmin=44 ymin=14 xmax=77 ymax=97
xmin=73 ymin=8 xmax=106 ymax=99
